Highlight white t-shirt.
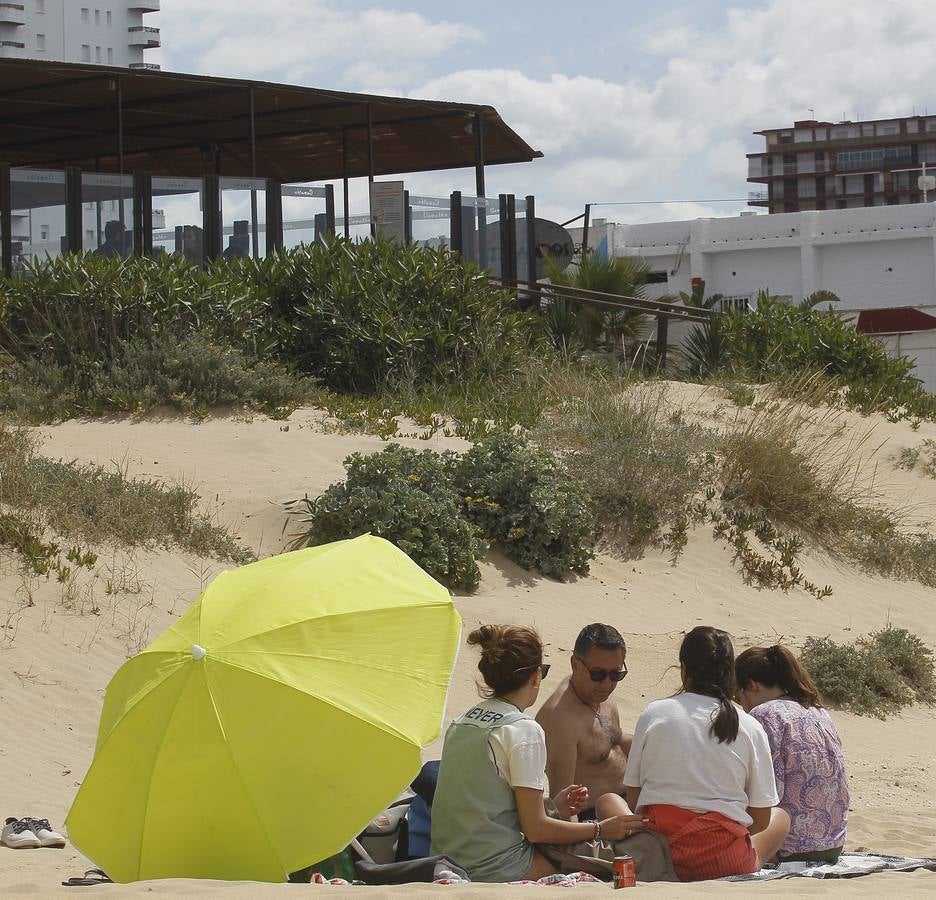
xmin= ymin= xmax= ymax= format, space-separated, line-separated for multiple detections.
xmin=465 ymin=698 xmax=547 ymax=791
xmin=623 ymin=693 xmax=779 ymax=826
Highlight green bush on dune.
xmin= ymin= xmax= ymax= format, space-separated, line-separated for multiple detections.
xmin=286 ymin=435 xmax=594 ymax=591
xmin=682 ymin=289 xmax=936 ymax=421
xmin=0 ymin=240 xmax=540 ymax=421
xmin=800 ymin=626 xmax=936 ymax=718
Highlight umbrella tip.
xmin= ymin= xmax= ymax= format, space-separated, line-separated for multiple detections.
xmin=191 ymin=644 xmax=207 ymax=660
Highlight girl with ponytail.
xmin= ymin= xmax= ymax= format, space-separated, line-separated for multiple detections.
xmin=432 ymin=625 xmax=647 ymax=883
xmin=736 ymin=645 xmax=849 ymax=863
xmin=623 ymin=626 xmax=790 ymax=881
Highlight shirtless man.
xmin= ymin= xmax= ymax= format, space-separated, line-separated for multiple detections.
xmin=535 ymin=623 xmax=632 ymax=818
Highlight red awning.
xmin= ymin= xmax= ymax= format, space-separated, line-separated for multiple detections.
xmin=856 ymin=307 xmax=936 ymax=335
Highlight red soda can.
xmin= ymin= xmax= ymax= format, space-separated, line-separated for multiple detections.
xmin=612 ymin=854 xmax=636 ymax=888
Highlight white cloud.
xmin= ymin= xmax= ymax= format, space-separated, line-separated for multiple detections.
xmin=155 ymin=0 xmax=482 ymax=87
xmin=151 ymin=0 xmax=936 ymax=229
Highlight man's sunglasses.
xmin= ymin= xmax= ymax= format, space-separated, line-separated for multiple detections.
xmin=576 ymin=658 xmax=628 ymax=682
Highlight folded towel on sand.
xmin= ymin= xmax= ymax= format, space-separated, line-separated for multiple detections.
xmin=723 ymin=853 xmax=936 ymax=881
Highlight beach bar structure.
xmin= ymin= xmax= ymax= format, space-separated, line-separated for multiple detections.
xmin=0 ymin=56 xmax=541 ymax=274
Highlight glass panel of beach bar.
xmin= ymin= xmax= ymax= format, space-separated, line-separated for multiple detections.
xmin=151 ymin=176 xmax=205 ymax=264
xmin=10 ymin=168 xmax=67 ymax=270
xmin=81 ymin=172 xmax=135 ymax=258
xmin=281 ymin=183 xmax=331 ymax=249
xmin=220 ymin=177 xmax=266 ymax=260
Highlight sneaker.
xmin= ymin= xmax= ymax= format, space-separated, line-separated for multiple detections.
xmin=2 ymin=817 xmax=40 ymax=849
xmin=25 ymin=818 xmax=66 ymax=849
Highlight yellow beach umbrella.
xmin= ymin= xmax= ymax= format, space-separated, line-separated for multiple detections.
xmin=66 ymin=535 xmax=461 ymax=883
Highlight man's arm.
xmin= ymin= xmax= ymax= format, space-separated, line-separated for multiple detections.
xmin=537 ymin=708 xmax=578 ymax=801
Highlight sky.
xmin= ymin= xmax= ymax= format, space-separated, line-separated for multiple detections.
xmin=146 ymin=0 xmax=936 ymax=228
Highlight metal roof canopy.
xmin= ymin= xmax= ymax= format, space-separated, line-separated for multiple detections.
xmin=0 ymin=57 xmax=541 ymax=181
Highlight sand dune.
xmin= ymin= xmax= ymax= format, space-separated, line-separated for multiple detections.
xmin=2 ymin=385 xmax=934 ymax=895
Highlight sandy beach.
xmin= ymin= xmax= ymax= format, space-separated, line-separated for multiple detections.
xmin=2 ymin=383 xmax=935 ymax=895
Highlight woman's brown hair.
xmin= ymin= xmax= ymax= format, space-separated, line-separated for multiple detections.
xmin=735 ymin=644 xmax=823 ymax=708
xmin=467 ymin=624 xmax=543 ymax=697
xmin=679 ymin=626 xmax=739 ymax=743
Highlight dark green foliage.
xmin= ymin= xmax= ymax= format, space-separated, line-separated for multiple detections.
xmin=800 ymin=626 xmax=935 ymax=718
xmin=453 ymin=432 xmax=595 ymax=579
xmin=230 ymin=237 xmax=537 ymax=394
xmin=0 ymin=253 xmax=268 ymax=367
xmin=286 ymin=445 xmax=486 ymax=592
xmin=702 ymin=291 xmax=935 ymax=419
xmin=0 ymin=331 xmax=312 ymax=421
xmin=286 ymin=436 xmax=596 ymax=590
xmin=0 ymin=241 xmax=540 ymax=420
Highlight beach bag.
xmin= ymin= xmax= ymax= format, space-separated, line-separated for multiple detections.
xmin=356 ymin=801 xmax=410 ymax=864
xmin=539 ymin=830 xmax=678 ymax=883
xmin=538 ymin=799 xmax=678 ymax=883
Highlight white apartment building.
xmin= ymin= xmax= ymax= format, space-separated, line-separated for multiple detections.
xmin=3 ymin=1 xmax=161 ymax=259
xmin=0 ymin=1 xmax=159 ymax=68
xmin=598 ymin=204 xmax=936 ymax=391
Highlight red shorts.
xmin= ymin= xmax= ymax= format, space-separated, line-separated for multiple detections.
xmin=644 ymin=804 xmax=759 ymax=882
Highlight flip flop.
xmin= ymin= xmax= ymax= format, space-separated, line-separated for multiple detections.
xmin=62 ymin=868 xmax=113 ymax=886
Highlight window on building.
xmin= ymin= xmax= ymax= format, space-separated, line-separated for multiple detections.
xmin=40 ymin=225 xmax=49 ymax=240
xmin=86 ymin=229 xmax=95 ymax=244
xmin=36 ymin=34 xmax=46 ymax=51
xmin=94 ymin=9 xmax=100 ymax=26
xmin=81 ymin=8 xmax=90 ymax=24
xmin=646 ymin=272 xmax=668 ymax=284
xmin=107 ymin=47 xmax=113 ymax=63
xmin=878 ymin=124 xmax=899 ymax=136
xmin=81 ymin=44 xmax=91 ymax=61
xmin=107 ymin=11 xmax=112 ymax=26
xmin=95 ymin=45 xmax=101 ymax=62
xmin=37 ymin=0 xmax=46 ymax=12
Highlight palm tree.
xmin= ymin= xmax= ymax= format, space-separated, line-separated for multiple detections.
xmin=543 ymin=253 xmax=651 ymax=352
xmin=678 ymin=280 xmax=729 ymax=377
xmin=798 ymin=289 xmax=840 ymax=311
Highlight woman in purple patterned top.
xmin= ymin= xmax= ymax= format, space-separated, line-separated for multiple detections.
xmin=735 ymin=645 xmax=849 ymax=864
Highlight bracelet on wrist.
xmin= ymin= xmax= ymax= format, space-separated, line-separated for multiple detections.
xmin=593 ymin=820 xmax=601 ymax=841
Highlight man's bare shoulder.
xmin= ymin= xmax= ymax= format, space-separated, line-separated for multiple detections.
xmin=536 ymin=679 xmax=591 ymax=728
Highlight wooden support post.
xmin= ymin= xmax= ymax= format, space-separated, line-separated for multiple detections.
xmin=655 ymin=314 xmax=669 ymax=371
xmin=0 ymin=163 xmax=11 ymax=277
xmin=450 ymin=191 xmax=463 ymax=256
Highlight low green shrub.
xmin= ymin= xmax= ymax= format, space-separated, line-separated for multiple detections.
xmin=453 ymin=432 xmax=595 ymax=579
xmin=0 ymin=331 xmax=312 ymax=421
xmin=681 ymin=290 xmax=936 ymax=421
xmin=533 ymin=371 xmax=716 ymax=551
xmin=286 ymin=445 xmax=486 ymax=592
xmin=800 ymin=626 xmax=935 ymax=718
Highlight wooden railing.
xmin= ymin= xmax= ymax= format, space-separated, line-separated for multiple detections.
xmin=488 ymin=276 xmax=716 ymax=369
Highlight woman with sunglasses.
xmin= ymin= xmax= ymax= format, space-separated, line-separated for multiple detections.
xmin=432 ymin=624 xmax=646 ymax=882
xmin=623 ymin=626 xmax=790 ymax=881
xmin=735 ymin=644 xmax=849 ymax=864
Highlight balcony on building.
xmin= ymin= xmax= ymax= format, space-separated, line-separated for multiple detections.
xmin=127 ymin=25 xmax=161 ymax=47
xmin=129 ymin=61 xmax=160 ymax=70
xmin=0 ymin=3 xmax=26 ymax=26
xmin=128 ymin=1 xmax=160 ymax=10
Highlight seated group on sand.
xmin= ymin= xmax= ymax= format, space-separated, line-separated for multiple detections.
xmin=430 ymin=623 xmax=849 ymax=883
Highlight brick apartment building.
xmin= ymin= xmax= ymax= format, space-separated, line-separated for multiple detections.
xmin=747 ymin=115 xmax=936 ymax=213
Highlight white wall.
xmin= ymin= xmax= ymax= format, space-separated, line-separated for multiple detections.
xmin=610 ymin=203 xmax=936 ymax=391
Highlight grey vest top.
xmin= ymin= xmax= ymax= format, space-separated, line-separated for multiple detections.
xmin=430 ymin=703 xmax=536 ymax=882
